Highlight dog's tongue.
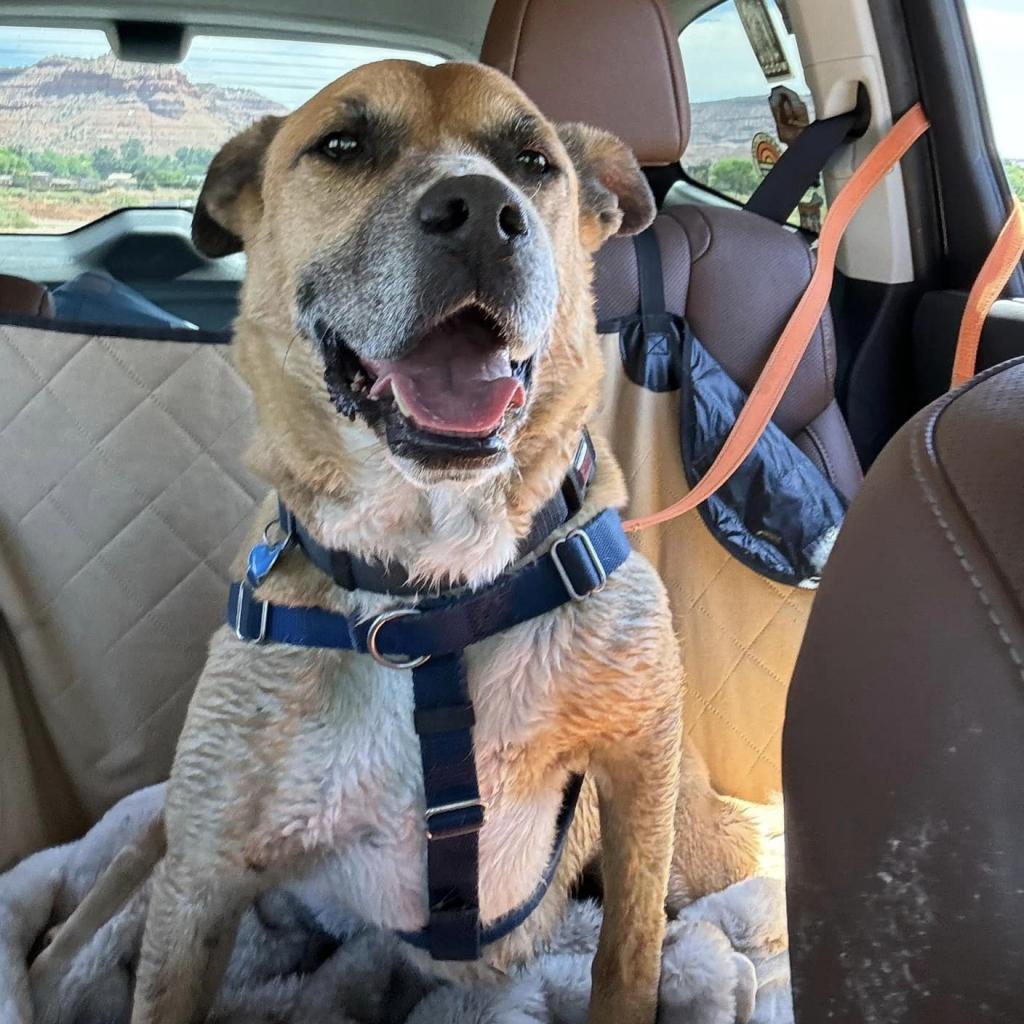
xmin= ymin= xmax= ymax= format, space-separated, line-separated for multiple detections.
xmin=366 ymin=311 xmax=525 ymax=437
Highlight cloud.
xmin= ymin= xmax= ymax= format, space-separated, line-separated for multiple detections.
xmin=966 ymin=4 xmax=1024 ymax=159
xmin=680 ymin=1 xmax=1020 ymax=160
xmin=0 ymin=26 xmax=442 ymax=113
xmin=679 ymin=3 xmax=808 ymax=103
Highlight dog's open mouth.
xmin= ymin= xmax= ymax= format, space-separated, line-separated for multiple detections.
xmin=322 ymin=306 xmax=533 ymax=466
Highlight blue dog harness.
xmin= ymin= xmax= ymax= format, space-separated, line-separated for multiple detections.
xmin=226 ymin=433 xmax=632 ymax=961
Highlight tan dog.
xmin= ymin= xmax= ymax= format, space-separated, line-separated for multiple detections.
xmin=129 ymin=61 xmax=760 ymax=1024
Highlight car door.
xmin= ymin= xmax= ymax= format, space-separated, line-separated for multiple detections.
xmin=900 ymin=0 xmax=1023 ymax=409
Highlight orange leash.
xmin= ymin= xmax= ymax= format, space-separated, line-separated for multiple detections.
xmin=950 ymin=197 xmax=1024 ymax=388
xmin=623 ymin=103 xmax=931 ymax=533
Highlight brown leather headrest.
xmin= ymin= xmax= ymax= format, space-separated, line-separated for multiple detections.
xmin=0 ymin=273 xmax=54 ymax=318
xmin=481 ymin=0 xmax=689 ymax=165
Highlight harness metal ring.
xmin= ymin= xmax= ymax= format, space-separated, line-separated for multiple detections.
xmin=367 ymin=608 xmax=430 ymax=669
xmin=262 ymin=517 xmax=292 ymax=546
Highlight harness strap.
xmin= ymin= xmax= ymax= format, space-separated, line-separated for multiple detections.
xmin=411 ymin=652 xmax=485 ymax=959
xmin=623 ymin=102 xmax=931 ymax=533
xmin=278 ymin=431 xmax=597 ymax=596
xmin=229 ymin=508 xmax=629 ymax=960
xmin=397 ymin=772 xmax=585 ymax=954
xmin=232 ymin=508 xmax=629 ymax=659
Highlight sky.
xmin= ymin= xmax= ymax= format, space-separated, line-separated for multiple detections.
xmin=0 ymin=2 xmax=1020 ymax=158
xmin=678 ymin=0 xmax=1022 ymax=159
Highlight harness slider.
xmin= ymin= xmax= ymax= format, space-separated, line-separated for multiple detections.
xmin=414 ymin=702 xmax=475 ymax=734
xmin=233 ymin=583 xmax=269 ymax=643
xmin=550 ymin=528 xmax=608 ymax=601
xmin=424 ymin=797 xmax=486 ymax=841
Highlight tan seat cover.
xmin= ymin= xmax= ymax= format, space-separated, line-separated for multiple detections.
xmin=596 ymin=334 xmax=812 ymax=804
xmin=0 ymin=323 xmax=264 ymax=867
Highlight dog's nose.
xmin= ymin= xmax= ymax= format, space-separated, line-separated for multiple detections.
xmin=417 ymin=175 xmax=529 ymax=249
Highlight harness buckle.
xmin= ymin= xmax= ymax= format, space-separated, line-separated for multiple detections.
xmin=550 ymin=529 xmax=608 ymax=601
xmin=367 ymin=608 xmax=430 ymax=669
xmin=234 ymin=584 xmax=269 ymax=643
xmin=424 ymin=797 xmax=486 ymax=840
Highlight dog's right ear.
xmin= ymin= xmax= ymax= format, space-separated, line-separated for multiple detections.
xmin=192 ymin=115 xmax=284 ymax=258
xmin=557 ymin=122 xmax=656 ymax=250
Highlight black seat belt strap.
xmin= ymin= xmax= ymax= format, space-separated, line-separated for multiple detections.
xmin=745 ymin=85 xmax=870 ymax=226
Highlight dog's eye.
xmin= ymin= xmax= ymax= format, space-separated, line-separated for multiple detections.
xmin=319 ymin=132 xmax=361 ymax=160
xmin=516 ymin=149 xmax=550 ymax=175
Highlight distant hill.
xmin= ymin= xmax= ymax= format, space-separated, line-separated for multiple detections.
xmin=687 ymin=95 xmax=804 ymax=165
xmin=0 ymin=57 xmax=816 ymax=184
xmin=0 ymin=54 xmax=286 ymax=156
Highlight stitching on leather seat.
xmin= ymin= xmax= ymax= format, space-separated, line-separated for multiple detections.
xmin=803 ymin=422 xmax=837 ymax=484
xmin=910 ymin=393 xmax=1024 ymax=686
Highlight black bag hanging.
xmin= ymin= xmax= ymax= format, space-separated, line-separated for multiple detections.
xmin=606 ymin=227 xmax=847 ymax=587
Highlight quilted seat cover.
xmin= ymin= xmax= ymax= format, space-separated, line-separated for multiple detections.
xmin=0 ymin=315 xmax=807 ymax=866
xmin=0 ymin=323 xmax=264 ymax=867
xmin=597 ymin=332 xmax=813 ymax=804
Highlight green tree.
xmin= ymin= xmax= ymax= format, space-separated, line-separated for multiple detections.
xmin=91 ymin=147 xmax=119 ymax=177
xmin=0 ymin=147 xmax=31 ymax=175
xmin=1005 ymin=161 xmax=1024 ymax=202
xmin=120 ymin=138 xmax=145 ymax=171
xmin=686 ymin=161 xmax=712 ymax=186
xmin=33 ymin=148 xmax=70 ymax=176
xmin=709 ymin=157 xmax=761 ymax=199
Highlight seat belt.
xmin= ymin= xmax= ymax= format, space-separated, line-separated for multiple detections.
xmin=745 ymin=85 xmax=870 ymax=226
xmin=624 ymin=102 xmax=931 ymax=533
xmin=951 ymin=197 xmax=1024 ymax=387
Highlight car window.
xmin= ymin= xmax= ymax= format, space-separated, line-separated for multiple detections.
xmin=963 ymin=0 xmax=1023 ymax=202
xmin=0 ymin=29 xmax=443 ymax=234
xmin=679 ymin=0 xmax=820 ymax=228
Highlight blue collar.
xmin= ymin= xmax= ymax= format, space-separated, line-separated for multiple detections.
xmin=225 ymin=438 xmax=629 ymax=962
xmin=259 ymin=430 xmax=597 ymax=598
xmin=230 ymin=507 xmax=628 ymax=657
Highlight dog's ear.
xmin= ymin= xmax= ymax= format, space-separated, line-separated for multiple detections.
xmin=192 ymin=115 xmax=284 ymax=258
xmin=557 ymin=122 xmax=656 ymax=248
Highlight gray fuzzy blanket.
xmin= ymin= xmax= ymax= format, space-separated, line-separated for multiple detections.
xmin=0 ymin=786 xmax=792 ymax=1024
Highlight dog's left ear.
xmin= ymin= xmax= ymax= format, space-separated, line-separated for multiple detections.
xmin=192 ymin=115 xmax=284 ymax=258
xmin=557 ymin=122 xmax=656 ymax=248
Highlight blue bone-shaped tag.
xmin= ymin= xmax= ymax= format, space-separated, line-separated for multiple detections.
xmin=246 ymin=538 xmax=290 ymax=587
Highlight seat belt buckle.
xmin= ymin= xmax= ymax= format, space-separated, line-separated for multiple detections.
xmin=232 ymin=583 xmax=269 ymax=643
xmin=424 ymin=797 xmax=486 ymax=841
xmin=550 ymin=529 xmax=608 ymax=601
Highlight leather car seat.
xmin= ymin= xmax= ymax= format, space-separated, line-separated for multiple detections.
xmin=784 ymin=356 xmax=1024 ymax=1023
xmin=482 ymin=0 xmax=862 ymax=801
xmin=0 ymin=274 xmax=55 ymax=319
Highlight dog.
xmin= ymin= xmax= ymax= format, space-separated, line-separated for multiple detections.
xmin=123 ymin=60 xmax=761 ymax=1024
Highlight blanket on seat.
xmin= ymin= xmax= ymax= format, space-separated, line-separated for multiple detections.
xmin=0 ymin=786 xmax=792 ymax=1024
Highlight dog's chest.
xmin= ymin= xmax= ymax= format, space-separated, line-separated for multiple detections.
xmin=272 ymin=611 xmax=581 ymax=932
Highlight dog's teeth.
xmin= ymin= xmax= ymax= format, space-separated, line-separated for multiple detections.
xmin=393 ymin=389 xmax=412 ymax=418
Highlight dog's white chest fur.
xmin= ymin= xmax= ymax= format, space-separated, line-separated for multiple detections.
xmin=261 ymin=610 xmax=579 ymax=933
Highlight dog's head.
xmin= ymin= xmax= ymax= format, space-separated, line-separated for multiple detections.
xmin=194 ymin=61 xmax=653 ymax=489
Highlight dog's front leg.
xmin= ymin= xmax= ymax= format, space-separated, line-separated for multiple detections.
xmin=588 ymin=713 xmax=681 ymax=1024
xmin=131 ymin=856 xmax=251 ymax=1024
